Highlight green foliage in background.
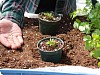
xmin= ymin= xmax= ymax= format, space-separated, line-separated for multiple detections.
xmin=70 ymin=0 xmax=100 ymax=67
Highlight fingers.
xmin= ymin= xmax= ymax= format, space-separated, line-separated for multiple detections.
xmin=0 ymin=35 xmax=11 ymax=48
xmin=0 ymin=35 xmax=23 ymax=49
xmin=7 ymin=36 xmax=18 ymax=49
xmin=12 ymin=35 xmax=23 ymax=49
xmin=11 ymin=35 xmax=23 ymax=49
xmin=17 ymin=36 xmax=24 ymax=44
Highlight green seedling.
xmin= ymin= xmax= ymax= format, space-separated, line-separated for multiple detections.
xmin=46 ymin=38 xmax=56 ymax=46
xmin=42 ymin=12 xmax=54 ymax=20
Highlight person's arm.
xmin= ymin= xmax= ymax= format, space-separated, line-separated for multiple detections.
xmin=0 ymin=0 xmax=27 ymax=49
xmin=0 ymin=0 xmax=40 ymax=49
xmin=0 ymin=0 xmax=27 ymax=27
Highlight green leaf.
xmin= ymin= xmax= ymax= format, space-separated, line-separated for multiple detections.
xmin=83 ymin=35 xmax=91 ymax=41
xmin=97 ymin=42 xmax=100 ymax=48
xmin=92 ymin=33 xmax=99 ymax=39
xmin=93 ymin=29 xmax=100 ymax=35
xmin=73 ymin=21 xmax=79 ymax=28
xmin=80 ymin=22 xmax=91 ymax=34
xmin=70 ymin=11 xmax=77 ymax=19
xmin=46 ymin=39 xmax=56 ymax=46
xmin=88 ymin=13 xmax=94 ymax=19
xmin=85 ymin=41 xmax=92 ymax=50
xmin=90 ymin=49 xmax=100 ymax=59
xmin=98 ymin=62 xmax=100 ymax=67
xmin=84 ymin=36 xmax=94 ymax=50
xmin=84 ymin=28 xmax=91 ymax=34
xmin=79 ymin=26 xmax=85 ymax=32
xmin=90 ymin=51 xmax=94 ymax=57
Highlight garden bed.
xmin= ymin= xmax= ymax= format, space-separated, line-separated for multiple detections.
xmin=0 ymin=15 xmax=99 ymax=69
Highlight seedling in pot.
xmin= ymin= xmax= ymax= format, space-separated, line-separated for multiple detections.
xmin=37 ymin=37 xmax=64 ymax=62
xmin=39 ymin=12 xmax=60 ymax=21
xmin=46 ymin=38 xmax=57 ymax=47
xmin=42 ymin=12 xmax=54 ymax=20
xmin=38 ymin=11 xmax=61 ymax=36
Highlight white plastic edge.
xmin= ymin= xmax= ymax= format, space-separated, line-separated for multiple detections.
xmin=35 ymin=66 xmax=100 ymax=75
xmin=0 ymin=72 xmax=2 ymax=75
xmin=1 ymin=66 xmax=100 ymax=75
xmin=24 ymin=12 xmax=38 ymax=18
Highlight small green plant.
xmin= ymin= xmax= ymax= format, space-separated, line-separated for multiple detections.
xmin=41 ymin=12 xmax=54 ymax=21
xmin=46 ymin=38 xmax=57 ymax=46
xmin=43 ymin=12 xmax=53 ymax=18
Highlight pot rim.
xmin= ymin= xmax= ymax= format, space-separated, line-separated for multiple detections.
xmin=38 ymin=13 xmax=61 ymax=23
xmin=37 ymin=37 xmax=64 ymax=52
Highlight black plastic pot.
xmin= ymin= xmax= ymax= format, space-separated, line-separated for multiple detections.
xmin=38 ymin=13 xmax=61 ymax=36
xmin=37 ymin=37 xmax=64 ymax=63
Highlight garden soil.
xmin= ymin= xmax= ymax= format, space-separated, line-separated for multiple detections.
xmin=0 ymin=15 xmax=99 ymax=69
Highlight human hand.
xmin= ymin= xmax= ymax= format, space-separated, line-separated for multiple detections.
xmin=0 ymin=19 xmax=23 ymax=49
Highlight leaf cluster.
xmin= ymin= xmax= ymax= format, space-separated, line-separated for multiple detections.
xmin=40 ymin=12 xmax=57 ymax=21
xmin=46 ymin=38 xmax=57 ymax=46
xmin=71 ymin=0 xmax=100 ymax=67
xmin=84 ymin=29 xmax=100 ymax=60
xmin=42 ymin=12 xmax=54 ymax=20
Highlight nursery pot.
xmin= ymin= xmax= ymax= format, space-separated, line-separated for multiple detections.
xmin=37 ymin=37 xmax=64 ymax=63
xmin=38 ymin=13 xmax=61 ymax=36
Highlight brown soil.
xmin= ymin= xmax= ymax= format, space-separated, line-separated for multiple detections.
xmin=0 ymin=15 xmax=99 ymax=69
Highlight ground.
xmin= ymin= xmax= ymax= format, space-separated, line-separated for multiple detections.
xmin=0 ymin=15 xmax=99 ymax=69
